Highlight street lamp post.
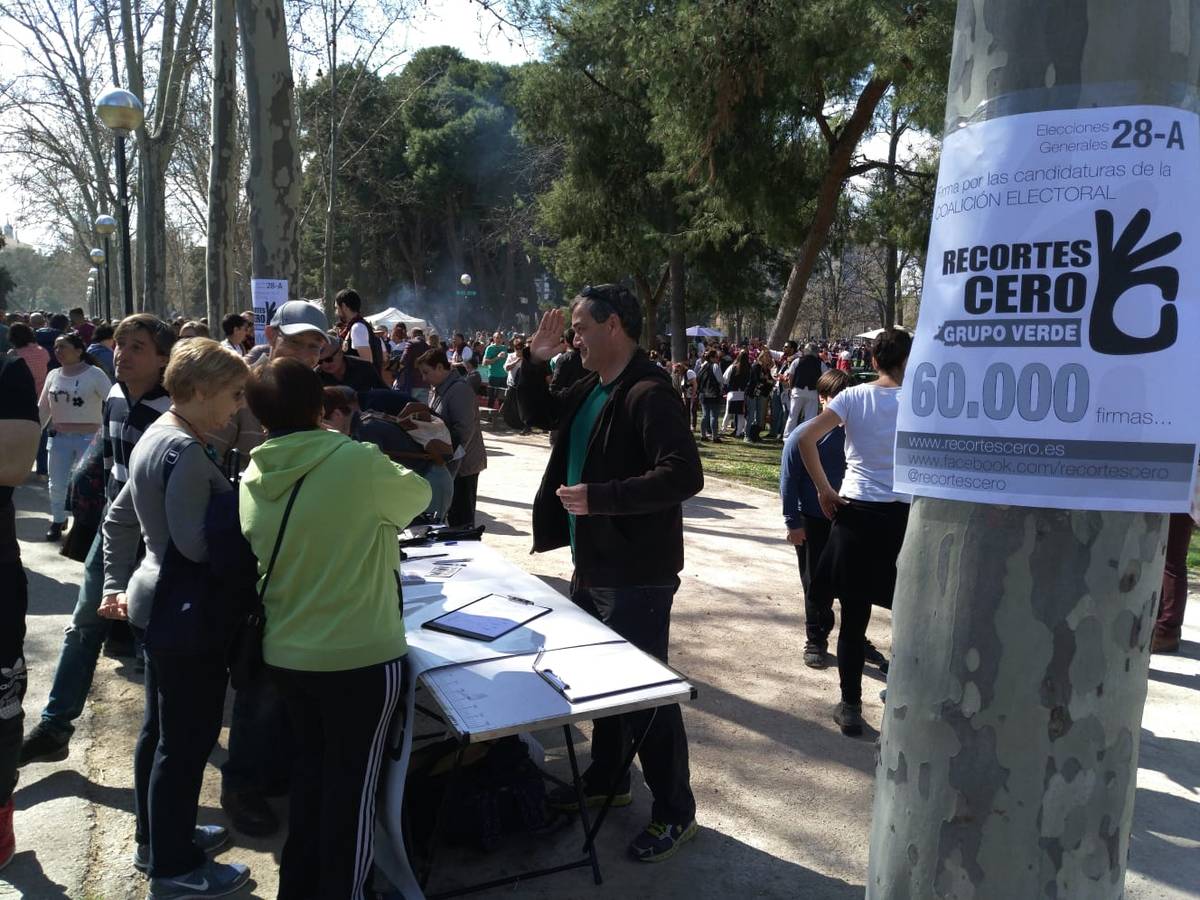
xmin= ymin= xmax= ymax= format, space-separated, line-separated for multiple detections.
xmin=89 ymin=249 xmax=106 ymax=320
xmin=95 ymin=88 xmax=143 ymax=317
xmin=94 ymin=214 xmax=116 ymax=322
xmin=87 ymin=268 xmax=98 ymax=318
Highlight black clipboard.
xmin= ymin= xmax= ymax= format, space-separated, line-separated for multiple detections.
xmin=422 ymin=593 xmax=551 ymax=641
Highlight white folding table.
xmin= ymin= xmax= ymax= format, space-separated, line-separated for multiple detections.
xmin=376 ymin=540 xmax=696 ymax=900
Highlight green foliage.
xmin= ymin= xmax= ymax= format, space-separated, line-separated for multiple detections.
xmin=296 ymin=48 xmax=548 ymax=331
xmin=514 ymin=4 xmax=678 ymax=301
xmin=0 ymin=244 xmax=85 ymax=313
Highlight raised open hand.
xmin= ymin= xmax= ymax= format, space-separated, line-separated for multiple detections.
xmin=1090 ymin=208 xmax=1182 ymax=356
xmin=529 ymin=309 xmax=565 ymax=363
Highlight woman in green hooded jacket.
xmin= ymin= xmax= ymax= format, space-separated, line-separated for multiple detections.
xmin=239 ymin=357 xmax=430 ymax=900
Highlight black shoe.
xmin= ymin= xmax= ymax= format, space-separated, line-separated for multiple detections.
xmin=19 ymin=721 xmax=71 ymax=766
xmin=220 ymin=789 xmax=279 ymax=837
xmin=833 ymin=702 xmax=864 ymax=737
xmin=45 ymin=521 xmax=65 ymax=541
xmin=803 ymin=641 xmax=828 ymax=669
xmin=863 ymin=640 xmax=889 ymax=674
xmin=546 ymin=780 xmax=632 ymax=812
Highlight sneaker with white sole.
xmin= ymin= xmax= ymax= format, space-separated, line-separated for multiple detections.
xmin=147 ymin=858 xmax=249 ymax=899
xmin=628 ymin=819 xmax=699 ymax=862
xmin=134 ymin=825 xmax=230 ymax=874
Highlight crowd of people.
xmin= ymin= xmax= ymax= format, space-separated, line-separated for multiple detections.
xmin=0 ymin=288 xmax=1193 ymax=897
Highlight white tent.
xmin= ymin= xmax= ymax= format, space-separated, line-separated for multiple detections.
xmin=685 ymin=325 xmax=724 ymax=337
xmin=854 ymin=326 xmax=912 ymax=340
xmin=366 ymin=307 xmax=429 ymax=333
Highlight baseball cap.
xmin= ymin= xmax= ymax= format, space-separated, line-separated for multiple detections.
xmin=270 ymin=300 xmax=329 ymax=337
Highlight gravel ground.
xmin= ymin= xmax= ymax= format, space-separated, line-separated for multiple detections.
xmin=5 ymin=430 xmax=1197 ymax=899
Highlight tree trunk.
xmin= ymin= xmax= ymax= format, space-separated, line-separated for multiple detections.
xmin=323 ymin=53 xmax=338 ymax=314
xmin=871 ymin=500 xmax=1165 ymax=898
xmin=237 ymin=0 xmax=301 ymax=300
xmin=766 ymin=76 xmax=890 ymax=348
xmin=883 ymin=105 xmax=902 ymax=330
xmin=867 ymin=2 xmax=1191 ymax=895
xmin=206 ymin=0 xmax=238 ymax=324
xmin=121 ymin=0 xmax=202 ymax=316
xmin=669 ymin=249 xmax=686 ymax=361
xmin=633 ymin=266 xmax=670 ymax=350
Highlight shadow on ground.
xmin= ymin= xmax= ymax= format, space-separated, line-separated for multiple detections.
xmin=1129 ymin=787 xmax=1200 ymax=896
xmin=0 ymin=850 xmax=74 ymax=899
xmin=418 ymin=819 xmax=863 ymax=900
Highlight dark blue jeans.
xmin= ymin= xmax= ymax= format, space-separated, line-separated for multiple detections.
xmin=768 ymin=390 xmax=786 ymax=438
xmin=41 ymin=531 xmax=110 ymax=736
xmin=700 ymin=397 xmax=722 ymax=438
xmin=135 ymin=646 xmax=228 ymax=877
xmin=570 ymin=578 xmax=696 ymax=826
xmin=221 ymin=671 xmax=293 ymax=793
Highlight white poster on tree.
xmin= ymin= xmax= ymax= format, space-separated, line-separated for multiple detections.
xmin=895 ymin=105 xmax=1200 ymax=512
xmin=250 ymin=278 xmax=287 ymax=346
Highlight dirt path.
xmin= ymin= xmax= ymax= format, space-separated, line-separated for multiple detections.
xmin=7 ymin=430 xmax=1199 ymax=899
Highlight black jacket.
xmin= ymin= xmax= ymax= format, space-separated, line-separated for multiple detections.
xmin=517 ymin=349 xmax=703 ymax=588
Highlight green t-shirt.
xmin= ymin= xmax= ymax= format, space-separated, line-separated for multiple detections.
xmin=481 ymin=343 xmax=507 ymax=380
xmin=566 ymin=380 xmax=614 ymax=553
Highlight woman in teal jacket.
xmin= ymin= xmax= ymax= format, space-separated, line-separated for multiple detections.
xmin=239 ymin=357 xmax=430 ymax=900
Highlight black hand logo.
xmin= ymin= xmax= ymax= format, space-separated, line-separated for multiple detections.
xmin=1089 ymin=208 xmax=1181 ymax=355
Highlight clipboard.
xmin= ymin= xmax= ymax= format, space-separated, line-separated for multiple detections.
xmin=422 ymin=593 xmax=551 ymax=641
xmin=534 ymin=642 xmax=684 ymax=703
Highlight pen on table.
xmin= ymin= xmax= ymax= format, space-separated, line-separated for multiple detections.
xmin=506 ymin=594 xmax=536 ymax=606
xmin=407 ymin=552 xmax=449 ymax=561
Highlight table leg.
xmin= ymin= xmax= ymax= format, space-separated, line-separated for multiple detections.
xmin=584 ymin=707 xmax=658 ymax=853
xmin=418 ymin=744 xmax=466 ymax=889
xmin=563 ymin=724 xmax=603 ymax=886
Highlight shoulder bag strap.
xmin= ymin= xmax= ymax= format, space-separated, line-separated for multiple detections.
xmin=257 ymin=474 xmax=307 ymax=604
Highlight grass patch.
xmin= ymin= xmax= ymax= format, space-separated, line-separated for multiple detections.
xmin=695 ymin=433 xmax=784 ymax=493
xmin=1189 ymin=528 xmax=1200 ymax=572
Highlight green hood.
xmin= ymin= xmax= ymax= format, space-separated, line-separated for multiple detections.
xmin=243 ymin=429 xmax=350 ymax=501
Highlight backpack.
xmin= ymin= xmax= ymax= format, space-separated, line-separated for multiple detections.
xmin=698 ymin=363 xmax=722 ymax=399
xmin=407 ymin=735 xmax=548 ymax=854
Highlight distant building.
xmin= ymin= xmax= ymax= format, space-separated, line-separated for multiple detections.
xmin=1 ymin=221 xmax=27 ymax=248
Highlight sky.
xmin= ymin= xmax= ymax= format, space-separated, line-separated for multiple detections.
xmin=0 ymin=0 xmax=543 ymax=251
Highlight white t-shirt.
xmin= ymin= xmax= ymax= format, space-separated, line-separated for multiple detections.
xmin=349 ymin=321 xmax=373 ymax=357
xmin=39 ymin=364 xmax=111 ymax=427
xmin=826 ymin=383 xmax=908 ymax=503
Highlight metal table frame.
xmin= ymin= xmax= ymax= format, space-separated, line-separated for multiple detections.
xmin=408 ymin=665 xmax=696 ymax=898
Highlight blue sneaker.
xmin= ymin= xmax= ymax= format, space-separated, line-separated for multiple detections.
xmin=134 ymin=825 xmax=230 ymax=873
xmin=628 ymin=819 xmax=698 ymax=862
xmin=146 ymin=858 xmax=249 ymax=898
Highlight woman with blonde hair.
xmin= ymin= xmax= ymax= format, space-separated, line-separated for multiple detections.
xmin=100 ymin=338 xmax=252 ymax=897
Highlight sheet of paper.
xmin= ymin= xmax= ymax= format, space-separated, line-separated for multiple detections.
xmin=249 ymin=278 xmax=287 ymax=345
xmin=429 ymin=593 xmax=548 ymax=640
xmin=896 ymin=105 xmax=1200 ymax=511
xmin=535 ymin=641 xmax=681 ymax=703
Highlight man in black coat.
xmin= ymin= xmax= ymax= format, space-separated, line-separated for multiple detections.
xmin=518 ymin=284 xmax=702 ymax=863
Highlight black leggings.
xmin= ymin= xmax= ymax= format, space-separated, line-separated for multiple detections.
xmin=818 ymin=500 xmax=910 ymax=705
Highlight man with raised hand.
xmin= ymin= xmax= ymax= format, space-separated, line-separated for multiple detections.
xmin=518 ymin=284 xmax=703 ymax=863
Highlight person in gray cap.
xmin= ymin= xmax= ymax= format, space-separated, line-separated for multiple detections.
xmin=208 ymin=299 xmax=332 ymax=840
xmin=211 ymin=301 xmax=332 ymax=467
